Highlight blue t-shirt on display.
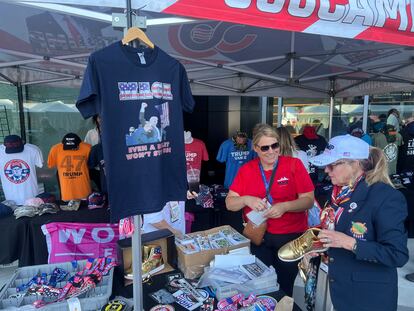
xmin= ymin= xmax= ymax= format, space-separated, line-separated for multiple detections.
xmin=76 ymin=42 xmax=194 ymax=222
xmin=216 ymin=139 xmax=255 ymax=189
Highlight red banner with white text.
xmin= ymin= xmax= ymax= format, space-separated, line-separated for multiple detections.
xmin=158 ymin=0 xmax=414 ymax=47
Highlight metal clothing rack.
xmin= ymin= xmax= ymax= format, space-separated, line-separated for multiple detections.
xmin=112 ymin=1 xmax=147 ymax=310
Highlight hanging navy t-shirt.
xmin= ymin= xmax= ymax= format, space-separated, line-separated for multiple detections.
xmin=76 ymin=42 xmax=194 ymax=222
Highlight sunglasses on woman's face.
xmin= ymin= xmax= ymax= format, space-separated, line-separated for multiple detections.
xmin=326 ymin=160 xmax=346 ymax=170
xmin=256 ymin=142 xmax=280 ymax=152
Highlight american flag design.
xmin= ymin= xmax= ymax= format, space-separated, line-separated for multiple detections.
xmin=155 ymin=102 xmax=170 ymax=130
xmin=118 ymin=81 xmax=173 ymax=101
xmin=143 ymin=0 xmax=414 ymax=47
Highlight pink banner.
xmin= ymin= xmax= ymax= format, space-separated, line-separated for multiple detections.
xmin=41 ymin=222 xmax=120 ymax=264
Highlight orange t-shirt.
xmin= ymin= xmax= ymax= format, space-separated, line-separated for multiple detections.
xmin=48 ymin=142 xmax=92 ymax=201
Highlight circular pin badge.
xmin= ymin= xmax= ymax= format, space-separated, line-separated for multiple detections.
xmin=257 ymin=295 xmax=277 ymax=310
xmin=348 ymin=202 xmax=357 ymax=212
xmin=197 ymin=289 xmax=209 ymax=301
xmin=150 ymin=304 xmax=175 ymax=311
xmin=100 ymin=299 xmax=128 ymax=311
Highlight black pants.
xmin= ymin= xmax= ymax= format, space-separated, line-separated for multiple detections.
xmin=89 ymin=168 xmax=101 ymax=192
xmin=251 ymin=231 xmax=303 ymax=297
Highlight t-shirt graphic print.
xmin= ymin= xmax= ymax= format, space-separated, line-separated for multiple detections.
xmin=0 ymin=143 xmax=43 ymax=205
xmin=76 ymin=42 xmax=195 ymax=222
xmin=48 ymin=142 xmax=92 ymax=201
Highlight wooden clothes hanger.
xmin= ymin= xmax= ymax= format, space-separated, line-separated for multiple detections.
xmin=122 ymin=27 xmax=155 ymax=49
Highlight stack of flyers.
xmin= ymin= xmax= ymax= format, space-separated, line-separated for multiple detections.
xmin=225 ymin=232 xmax=248 ymax=245
xmin=175 ymin=234 xmax=194 ymax=245
xmin=196 ymin=236 xmax=211 ymax=251
xmin=179 ymin=242 xmax=200 ymax=254
xmin=240 ymin=260 xmax=270 ymax=279
xmin=209 ymin=267 xmax=250 ymax=284
xmin=210 ymin=237 xmax=231 ymax=249
xmin=208 ymin=232 xmax=224 ymax=241
xmin=220 ymin=227 xmax=232 ymax=236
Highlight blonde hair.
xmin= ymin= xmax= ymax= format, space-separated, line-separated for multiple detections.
xmin=252 ymin=123 xmax=278 ymax=146
xmin=359 ymin=147 xmax=393 ymax=187
xmin=275 ymin=126 xmax=298 ymax=157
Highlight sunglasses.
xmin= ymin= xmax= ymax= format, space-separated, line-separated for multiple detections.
xmin=256 ymin=142 xmax=280 ymax=152
xmin=326 ymin=161 xmax=346 ymax=170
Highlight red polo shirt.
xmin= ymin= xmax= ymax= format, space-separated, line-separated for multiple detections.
xmin=230 ymin=156 xmax=314 ymax=234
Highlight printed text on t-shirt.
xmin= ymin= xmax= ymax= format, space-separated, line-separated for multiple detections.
xmin=126 ymin=141 xmax=171 ymax=160
xmin=118 ymin=82 xmax=173 ymax=101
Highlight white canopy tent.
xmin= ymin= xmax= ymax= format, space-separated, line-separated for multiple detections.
xmin=0 ymin=1 xmax=413 ymax=98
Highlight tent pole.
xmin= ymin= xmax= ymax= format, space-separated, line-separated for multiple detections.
xmin=277 ymin=97 xmax=283 ymax=127
xmin=328 ymin=79 xmax=335 ymax=140
xmin=362 ymin=95 xmax=369 ymax=133
xmin=328 ymin=96 xmax=334 ymax=140
xmin=289 ymin=32 xmax=295 ymax=80
xmin=261 ymin=97 xmax=267 ymax=123
xmin=124 ymin=1 xmax=144 ymax=310
xmin=16 ymin=82 xmax=26 ymax=142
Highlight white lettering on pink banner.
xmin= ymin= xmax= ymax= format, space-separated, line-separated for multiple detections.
xmin=41 ymin=222 xmax=120 ymax=264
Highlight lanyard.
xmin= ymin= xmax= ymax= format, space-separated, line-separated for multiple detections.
xmin=259 ymin=161 xmax=278 ymax=204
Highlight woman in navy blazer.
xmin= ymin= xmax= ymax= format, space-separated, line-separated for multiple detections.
xmin=310 ymin=134 xmax=408 ymax=311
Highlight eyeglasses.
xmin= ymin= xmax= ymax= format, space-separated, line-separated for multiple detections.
xmin=326 ymin=161 xmax=346 ymax=170
xmin=256 ymin=142 xmax=280 ymax=152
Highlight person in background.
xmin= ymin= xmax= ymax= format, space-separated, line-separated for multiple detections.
xmin=397 ymin=115 xmax=414 ymax=173
xmin=350 ymin=127 xmax=372 ymax=145
xmin=369 ymin=113 xmax=386 ymax=134
xmin=276 ymin=126 xmax=309 ymax=172
xmin=84 ymin=115 xmax=101 ymax=191
xmin=309 ymin=134 xmax=408 ymax=311
xmin=387 ymin=108 xmax=401 ymax=132
xmin=84 ymin=115 xmax=101 ymax=146
xmin=372 ymin=124 xmax=403 ymax=175
xmin=226 ymin=123 xmax=314 ymax=296
xmin=295 ymin=124 xmax=328 ymax=184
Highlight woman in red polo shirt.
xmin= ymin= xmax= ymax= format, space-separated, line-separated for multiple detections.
xmin=226 ymin=123 xmax=314 ymax=296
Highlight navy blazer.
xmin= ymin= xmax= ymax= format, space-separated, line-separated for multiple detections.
xmin=327 ymin=181 xmax=409 ymax=311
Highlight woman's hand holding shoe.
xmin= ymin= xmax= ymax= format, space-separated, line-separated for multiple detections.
xmin=319 ymin=229 xmax=356 ymax=251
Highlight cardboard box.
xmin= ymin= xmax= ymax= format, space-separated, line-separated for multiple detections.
xmin=177 ymin=225 xmax=250 ymax=279
xmin=117 ymin=229 xmax=177 ymax=285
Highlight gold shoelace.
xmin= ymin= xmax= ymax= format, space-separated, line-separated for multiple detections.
xmin=291 ymin=235 xmax=313 ymax=257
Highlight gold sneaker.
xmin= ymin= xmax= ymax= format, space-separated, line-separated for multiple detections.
xmin=125 ymin=244 xmax=165 ymax=280
xmin=278 ymin=228 xmax=327 ymax=262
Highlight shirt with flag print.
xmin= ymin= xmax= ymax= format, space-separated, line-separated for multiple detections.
xmin=76 ymin=42 xmax=194 ymax=222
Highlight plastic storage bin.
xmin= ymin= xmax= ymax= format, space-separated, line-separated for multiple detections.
xmin=212 ymin=265 xmax=279 ymax=300
xmin=0 ymin=260 xmax=113 ymax=310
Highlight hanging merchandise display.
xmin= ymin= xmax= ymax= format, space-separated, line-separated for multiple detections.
xmin=184 ymin=131 xmax=209 ymax=187
xmin=216 ymin=132 xmax=255 ymax=189
xmin=294 ymin=126 xmax=327 ymax=184
xmin=76 ymin=42 xmax=195 ymax=222
xmin=0 ymin=135 xmax=43 ymax=205
xmin=47 ymin=133 xmax=92 ymax=201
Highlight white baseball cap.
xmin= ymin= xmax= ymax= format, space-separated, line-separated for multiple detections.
xmin=309 ymin=134 xmax=369 ymax=167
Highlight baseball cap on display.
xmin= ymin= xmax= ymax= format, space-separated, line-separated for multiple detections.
xmin=309 ymin=134 xmax=369 ymax=167
xmin=62 ymin=133 xmax=81 ymax=150
xmin=88 ymin=192 xmax=105 ymax=209
xmin=36 ymin=192 xmax=57 ymax=204
xmin=350 ymin=127 xmax=364 ymax=138
xmin=4 ymin=135 xmax=24 ymax=154
xmin=24 ymin=198 xmax=44 ymax=207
